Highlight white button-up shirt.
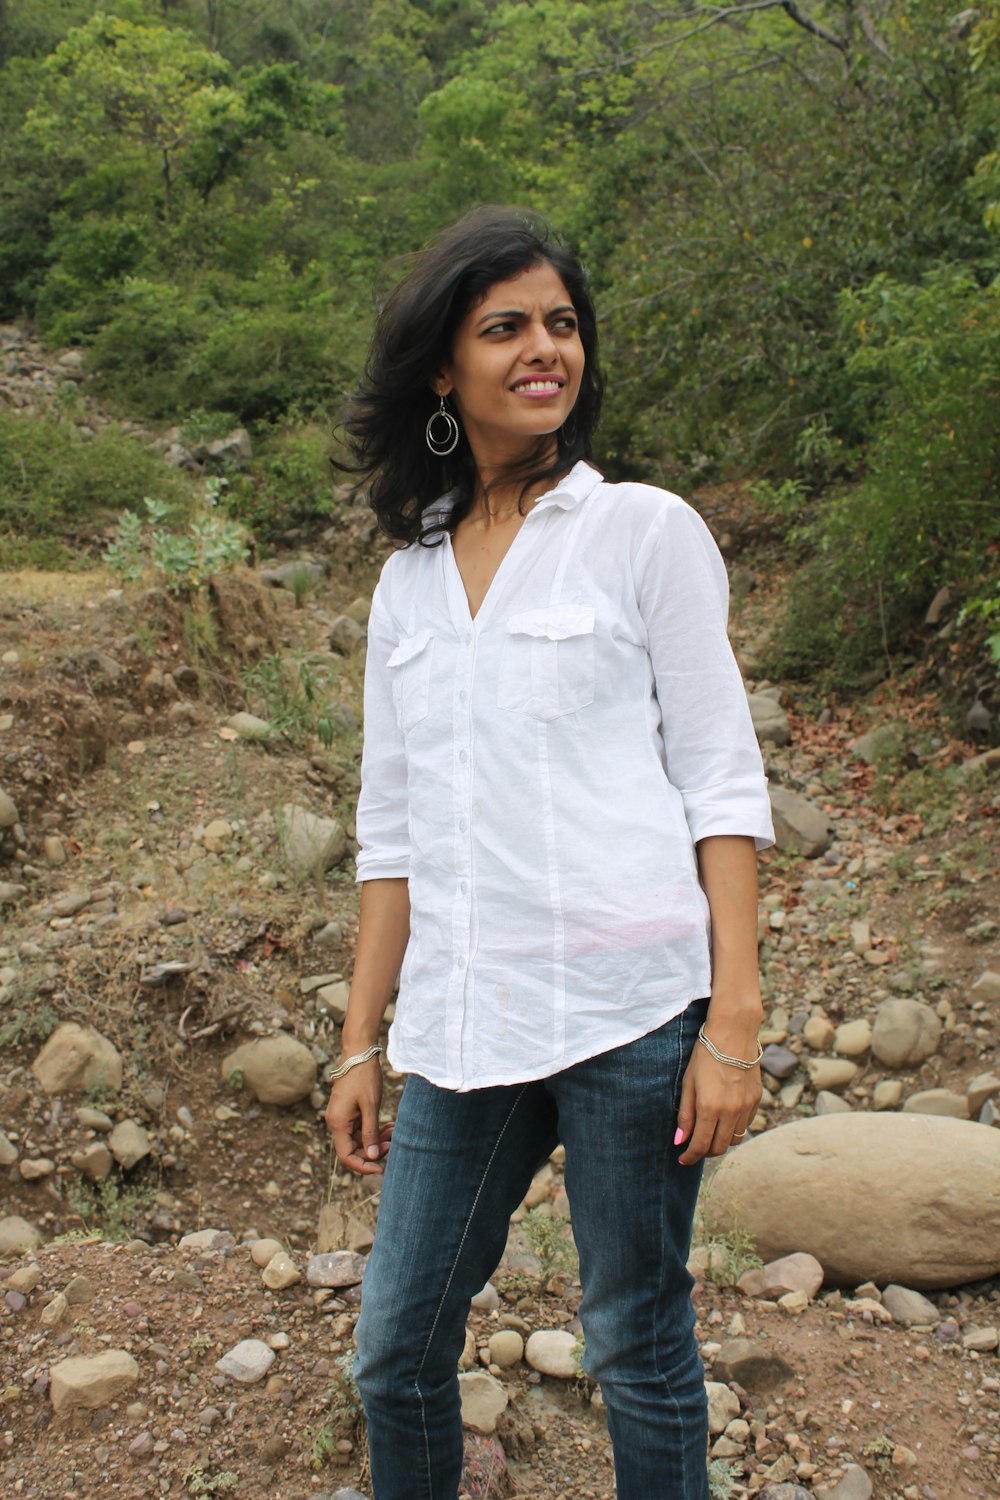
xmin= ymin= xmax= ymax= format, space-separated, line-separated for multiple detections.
xmin=356 ymin=461 xmax=773 ymax=1091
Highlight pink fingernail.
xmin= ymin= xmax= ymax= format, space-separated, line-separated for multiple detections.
xmin=674 ymin=1127 xmax=686 ymax=1145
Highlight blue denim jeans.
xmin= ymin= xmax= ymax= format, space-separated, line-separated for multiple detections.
xmin=354 ymin=996 xmax=712 ymax=1500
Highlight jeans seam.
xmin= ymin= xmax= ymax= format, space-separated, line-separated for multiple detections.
xmin=652 ymin=1023 xmax=689 ymax=1497
xmin=411 ymin=1082 xmax=530 ymax=1499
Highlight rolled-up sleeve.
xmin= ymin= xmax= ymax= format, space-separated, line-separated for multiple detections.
xmin=354 ymin=579 xmax=411 ymax=882
xmin=635 ymin=500 xmax=774 ymax=851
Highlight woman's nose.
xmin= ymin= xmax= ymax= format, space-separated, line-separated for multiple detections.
xmin=524 ymin=319 xmax=559 ymax=363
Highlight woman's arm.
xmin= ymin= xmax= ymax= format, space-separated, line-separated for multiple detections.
xmin=325 ymin=877 xmax=410 ymax=1175
xmin=676 ymin=834 xmax=764 ymax=1166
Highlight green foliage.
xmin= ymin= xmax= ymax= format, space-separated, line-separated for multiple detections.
xmin=0 ymin=1000 xmax=60 ymax=1049
xmin=66 ymin=1174 xmax=156 ymax=1241
xmin=0 ymin=410 xmax=196 ymax=554
xmin=707 ymin=1457 xmax=742 ymax=1498
xmin=693 ymin=1207 xmax=764 ymax=1287
xmin=226 ymin=421 xmax=340 ymax=540
xmin=766 ymin=265 xmax=1000 ymax=684
xmin=1 ymin=0 xmax=998 ymax=683
xmin=105 ymin=491 xmax=247 ymax=589
xmin=240 ymin=653 xmax=337 ymax=747
xmin=520 ymin=1205 xmax=580 ymax=1285
xmin=183 ymin=1464 xmax=239 ymax=1497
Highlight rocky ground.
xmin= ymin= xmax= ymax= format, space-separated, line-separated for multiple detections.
xmin=1 ymin=338 xmax=999 ymax=1499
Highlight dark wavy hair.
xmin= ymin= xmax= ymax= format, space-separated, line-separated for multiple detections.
xmin=338 ymin=205 xmax=605 ymax=546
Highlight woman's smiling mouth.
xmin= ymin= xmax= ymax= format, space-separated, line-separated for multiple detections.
xmin=511 ymin=377 xmax=565 ymax=395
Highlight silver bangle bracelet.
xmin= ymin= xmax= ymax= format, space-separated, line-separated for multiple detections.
xmin=697 ymin=1026 xmax=763 ymax=1071
xmin=330 ymin=1044 xmax=383 ymax=1080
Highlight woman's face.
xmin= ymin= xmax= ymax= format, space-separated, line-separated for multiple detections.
xmin=437 ymin=261 xmax=585 ymax=468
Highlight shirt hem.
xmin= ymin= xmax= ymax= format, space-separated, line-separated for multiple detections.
xmin=386 ymin=992 xmax=710 ymax=1092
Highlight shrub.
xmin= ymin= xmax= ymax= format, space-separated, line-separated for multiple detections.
xmin=225 ymin=421 xmax=340 ymax=540
xmin=764 ymin=266 xmax=1000 ymax=686
xmin=0 ymin=409 xmax=197 ymax=553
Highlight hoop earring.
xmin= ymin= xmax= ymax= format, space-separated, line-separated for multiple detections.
xmin=426 ymin=396 xmax=460 ymax=457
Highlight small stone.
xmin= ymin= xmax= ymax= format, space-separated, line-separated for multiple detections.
xmin=814 ymin=1090 xmax=852 ymax=1115
xmin=63 ymin=1275 xmax=96 ymax=1305
xmin=759 ymin=1252 xmax=824 ymax=1299
xmin=872 ymin=1080 xmax=904 ymax=1110
xmin=202 ymin=818 xmax=233 ymax=854
xmin=215 ymin=1339 xmax=276 ymax=1384
xmin=761 ymin=1045 xmax=798 ymax=1081
xmin=329 ymin=615 xmax=367 ymax=655
xmin=49 ymin=1351 xmax=140 ymax=1413
xmin=966 ymin=1074 xmax=1000 ymax=1114
xmin=0 ymin=1215 xmax=42 ymax=1255
xmin=32 ymin=1022 xmax=123 ymax=1094
xmin=712 ymin=1338 xmax=794 ymax=1391
xmin=314 ymin=980 xmax=350 ymax=1023
xmin=109 ymin=1120 xmax=152 ymax=1169
xmin=880 ymin=1285 xmax=939 ymax=1326
xmin=849 ymin=920 xmax=872 ymax=955
xmin=128 ymin=1431 xmax=154 ymax=1458
xmin=222 ymin=1034 xmax=317 ymax=1106
xmin=487 ymin=1330 xmax=524 ymax=1368
xmin=803 ymin=1016 xmax=836 ymax=1050
xmin=805 ymin=1058 xmax=857 ymax=1092
xmin=525 ymin=1329 xmax=579 ymax=1379
xmin=457 ymin=1370 xmax=508 ymax=1434
xmin=833 ymin=1019 xmax=871 ymax=1057
xmin=19 ymin=1157 xmax=55 ymax=1181
xmin=962 ymin=1325 xmax=998 ymax=1351
xmin=179 ymin=1228 xmax=235 ymax=1252
xmin=901 ymin=1088 xmax=969 ymax=1119
xmin=6 ymin=1265 xmax=41 ymax=1293
xmin=306 ymin=1251 xmax=367 ymax=1288
xmin=815 ymin=1462 xmax=873 ymax=1500
xmin=224 ymin=712 xmax=274 ymax=741
xmin=969 ymin=970 xmax=1000 ymax=1004
xmin=261 ymin=1252 xmax=301 ymax=1290
xmin=778 ymin=1289 xmax=809 ymax=1313
xmin=471 ymin=1282 xmax=500 ymax=1313
xmin=42 ymin=835 xmax=66 ymax=866
xmin=40 ymin=1291 xmax=68 ymax=1328
xmin=70 ymin=1142 xmax=113 ymax=1182
xmin=250 ymin=1238 xmax=284 ymax=1267
xmin=705 ymin=1380 xmax=741 ymax=1434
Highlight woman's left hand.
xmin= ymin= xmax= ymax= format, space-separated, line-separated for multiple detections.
xmin=675 ymin=1030 xmax=762 ymax=1166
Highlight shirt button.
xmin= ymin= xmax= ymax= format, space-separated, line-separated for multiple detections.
xmin=459 ymin=818 xmax=468 ymax=833
xmin=459 ymin=749 xmax=469 ymax=764
xmin=459 ymin=689 xmax=468 ymax=703
xmin=460 ymin=880 xmax=469 ymax=895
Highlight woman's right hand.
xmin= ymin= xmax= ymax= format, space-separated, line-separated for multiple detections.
xmin=325 ymin=1057 xmax=394 ymax=1175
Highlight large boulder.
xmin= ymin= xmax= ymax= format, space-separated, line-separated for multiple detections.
xmin=32 ymin=1023 xmax=123 ymax=1095
xmin=221 ymin=1034 xmax=317 ymax=1106
xmin=768 ymin=787 xmax=832 ymax=858
xmin=700 ymin=1113 xmax=1000 ymax=1289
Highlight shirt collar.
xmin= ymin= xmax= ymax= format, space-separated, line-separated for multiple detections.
xmin=532 ymin=459 xmax=604 ymax=512
xmin=425 ymin=460 xmax=603 ymax=528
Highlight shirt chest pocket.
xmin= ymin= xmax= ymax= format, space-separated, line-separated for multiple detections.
xmin=497 ymin=604 xmax=596 ymax=722
xmin=387 ymin=629 xmax=434 ymax=732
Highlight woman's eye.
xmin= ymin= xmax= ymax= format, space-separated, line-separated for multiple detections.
xmin=553 ymin=317 xmax=578 ymax=332
xmin=485 ymin=321 xmax=515 ymax=335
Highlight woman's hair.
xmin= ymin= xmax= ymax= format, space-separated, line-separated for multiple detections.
xmin=339 ymin=205 xmax=605 ymax=546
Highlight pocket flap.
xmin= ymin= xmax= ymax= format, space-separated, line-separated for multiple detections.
xmin=386 ymin=629 xmax=433 ymax=668
xmin=506 ymin=604 xmax=595 ymax=641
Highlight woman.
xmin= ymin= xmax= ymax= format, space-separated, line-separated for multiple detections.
xmin=325 ymin=205 xmax=773 ymax=1500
